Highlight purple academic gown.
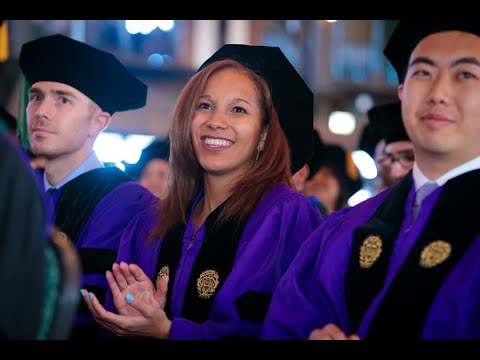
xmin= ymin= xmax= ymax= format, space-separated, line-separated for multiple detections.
xmin=76 ymin=181 xmax=158 ymax=325
xmin=106 ymin=183 xmax=323 ymax=339
xmin=262 ymin=177 xmax=480 ymax=340
xmin=48 ymin=166 xmax=159 ymax=340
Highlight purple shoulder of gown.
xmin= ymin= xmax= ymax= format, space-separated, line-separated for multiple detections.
xmin=261 ymin=183 xmax=480 ymax=340
xmin=77 ymin=181 xmax=159 ymax=290
xmin=106 ymin=182 xmax=324 ymax=339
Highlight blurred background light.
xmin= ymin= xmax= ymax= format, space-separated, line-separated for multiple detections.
xmin=348 ymin=188 xmax=372 ymax=207
xmin=147 ymin=53 xmax=164 ymax=67
xmin=354 ymin=92 xmax=374 ymax=113
xmin=352 ymin=150 xmax=377 ymax=179
xmin=94 ymin=132 xmax=156 ymax=169
xmin=125 ymin=20 xmax=175 ymax=35
xmin=328 ymin=111 xmax=356 ymax=135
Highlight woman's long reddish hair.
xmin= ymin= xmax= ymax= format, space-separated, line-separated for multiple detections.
xmin=151 ymin=59 xmax=293 ymax=239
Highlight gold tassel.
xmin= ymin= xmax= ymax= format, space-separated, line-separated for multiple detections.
xmin=0 ymin=20 xmax=9 ymax=62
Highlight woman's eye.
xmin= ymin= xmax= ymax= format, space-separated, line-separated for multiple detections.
xmin=198 ymin=102 xmax=212 ymax=110
xmin=232 ymin=106 xmax=246 ymax=113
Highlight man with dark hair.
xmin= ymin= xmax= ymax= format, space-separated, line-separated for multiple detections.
xmin=19 ymin=33 xmax=158 ymax=339
xmin=263 ymin=20 xmax=480 ymax=340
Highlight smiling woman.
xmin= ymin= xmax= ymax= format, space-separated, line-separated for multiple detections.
xmin=81 ymin=44 xmax=324 ymax=340
xmin=191 ymin=64 xmax=267 ymax=181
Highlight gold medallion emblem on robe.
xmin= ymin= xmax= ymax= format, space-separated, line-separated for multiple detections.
xmin=419 ymin=240 xmax=451 ymax=268
xmin=359 ymin=235 xmax=383 ymax=268
xmin=197 ymin=269 xmax=220 ymax=299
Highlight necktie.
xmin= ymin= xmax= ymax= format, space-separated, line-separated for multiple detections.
xmin=413 ymin=181 xmax=438 ymax=220
xmin=45 ymin=188 xmax=60 ymax=213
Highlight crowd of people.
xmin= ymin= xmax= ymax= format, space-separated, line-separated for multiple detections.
xmin=2 ymin=19 xmax=480 ymax=341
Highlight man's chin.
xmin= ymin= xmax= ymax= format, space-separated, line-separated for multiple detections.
xmin=29 ymin=146 xmax=52 ymax=158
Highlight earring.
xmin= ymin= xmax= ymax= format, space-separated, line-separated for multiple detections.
xmin=254 ymin=149 xmax=260 ymax=166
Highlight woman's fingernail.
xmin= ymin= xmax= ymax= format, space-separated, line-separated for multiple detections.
xmin=89 ymin=292 xmax=93 ymax=300
xmin=80 ymin=290 xmax=85 ymax=298
xmin=125 ymin=293 xmax=134 ymax=303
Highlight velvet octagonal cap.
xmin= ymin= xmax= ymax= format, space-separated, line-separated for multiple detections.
xmin=384 ymin=20 xmax=480 ymax=83
xmin=367 ymin=102 xmax=409 ymax=145
xmin=19 ymin=34 xmax=147 ymax=115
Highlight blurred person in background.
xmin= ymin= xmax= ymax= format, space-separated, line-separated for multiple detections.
xmin=303 ymin=135 xmax=362 ymax=216
xmin=82 ymin=44 xmax=323 ymax=340
xmin=368 ymin=102 xmax=414 ymax=192
xmin=291 ymin=129 xmax=324 ymax=195
xmin=0 ymin=131 xmax=50 ymax=339
xmin=0 ymin=131 xmax=79 ymax=339
xmin=18 ymin=33 xmax=158 ymax=340
xmin=126 ymin=137 xmax=170 ymax=200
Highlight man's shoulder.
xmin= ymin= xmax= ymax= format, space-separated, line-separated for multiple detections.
xmin=327 ymin=189 xmax=392 ymax=225
xmin=62 ymin=167 xmax=156 ymax=207
xmin=86 ymin=166 xmax=131 ymax=182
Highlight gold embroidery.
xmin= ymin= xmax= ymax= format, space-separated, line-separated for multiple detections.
xmin=197 ymin=270 xmax=220 ymax=299
xmin=419 ymin=240 xmax=451 ymax=268
xmin=156 ymin=265 xmax=169 ymax=289
xmin=359 ymin=235 xmax=383 ymax=268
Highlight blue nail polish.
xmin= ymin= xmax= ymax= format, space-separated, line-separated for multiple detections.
xmin=89 ymin=292 xmax=93 ymax=300
xmin=80 ymin=290 xmax=85 ymax=298
xmin=125 ymin=293 xmax=134 ymax=303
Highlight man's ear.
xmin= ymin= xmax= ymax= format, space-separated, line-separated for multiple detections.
xmin=257 ymin=126 xmax=269 ymax=151
xmin=398 ymin=84 xmax=403 ymax=101
xmin=89 ymin=111 xmax=111 ymax=137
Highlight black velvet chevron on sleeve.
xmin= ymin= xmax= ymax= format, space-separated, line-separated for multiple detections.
xmin=54 ymin=167 xmax=132 ymax=243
